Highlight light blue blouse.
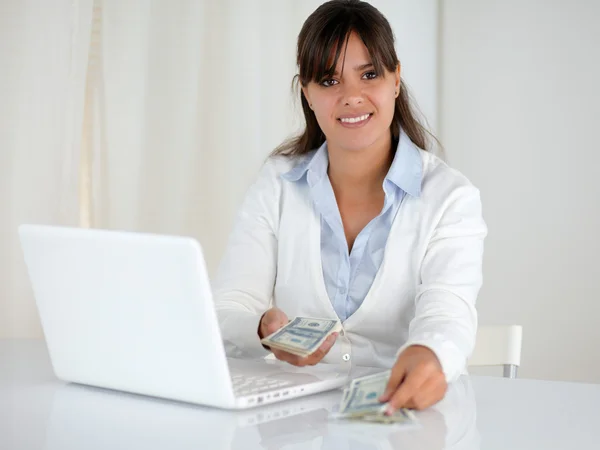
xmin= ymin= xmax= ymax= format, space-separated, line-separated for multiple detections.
xmin=282 ymin=132 xmax=423 ymax=320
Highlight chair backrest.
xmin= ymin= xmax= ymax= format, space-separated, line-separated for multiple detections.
xmin=468 ymin=325 xmax=523 ymax=377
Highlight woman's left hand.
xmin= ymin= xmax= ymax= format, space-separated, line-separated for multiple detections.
xmin=379 ymin=345 xmax=448 ymax=413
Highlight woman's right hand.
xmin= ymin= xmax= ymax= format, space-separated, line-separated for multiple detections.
xmin=258 ymin=307 xmax=338 ymax=367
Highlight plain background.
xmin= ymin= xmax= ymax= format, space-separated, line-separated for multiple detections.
xmin=1 ymin=0 xmax=599 ymax=384
xmin=440 ymin=0 xmax=600 ymax=383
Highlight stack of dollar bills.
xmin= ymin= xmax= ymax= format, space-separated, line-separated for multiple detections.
xmin=334 ymin=371 xmax=418 ymax=425
xmin=260 ymin=317 xmax=342 ymax=357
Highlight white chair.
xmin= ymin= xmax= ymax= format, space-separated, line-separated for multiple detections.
xmin=468 ymin=325 xmax=523 ymax=378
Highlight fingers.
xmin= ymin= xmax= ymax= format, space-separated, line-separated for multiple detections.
xmin=272 ymin=332 xmax=338 ymax=367
xmin=267 ymin=308 xmax=288 ymax=329
xmin=403 ymin=376 xmax=438 ymax=409
xmin=387 ymin=365 xmax=445 ymax=413
xmin=303 ymin=332 xmax=338 ymax=365
xmin=265 ymin=321 xmax=282 ymax=336
xmin=379 ymin=363 xmax=407 ymax=402
xmin=406 ymin=373 xmax=447 ymax=410
xmin=384 ymin=367 xmax=427 ymax=414
xmin=271 ymin=307 xmax=289 ymax=325
xmin=260 ymin=308 xmax=289 ymax=338
xmin=271 ymin=348 xmax=302 ymax=366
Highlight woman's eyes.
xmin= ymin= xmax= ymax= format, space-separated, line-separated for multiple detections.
xmin=319 ymin=72 xmax=378 ymax=87
xmin=320 ymin=79 xmax=339 ymax=87
xmin=362 ymin=71 xmax=378 ymax=80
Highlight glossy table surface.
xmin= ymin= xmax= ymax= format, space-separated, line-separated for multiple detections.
xmin=2 ymin=339 xmax=599 ymax=450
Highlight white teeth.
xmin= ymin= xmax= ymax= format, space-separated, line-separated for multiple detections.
xmin=340 ymin=114 xmax=370 ymax=124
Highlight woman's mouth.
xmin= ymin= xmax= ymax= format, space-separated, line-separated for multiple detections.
xmin=337 ymin=113 xmax=373 ymax=128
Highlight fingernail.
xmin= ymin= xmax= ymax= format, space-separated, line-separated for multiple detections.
xmin=385 ymin=405 xmax=395 ymax=416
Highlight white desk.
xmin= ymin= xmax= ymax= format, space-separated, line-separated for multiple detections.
xmin=1 ymin=340 xmax=599 ymax=450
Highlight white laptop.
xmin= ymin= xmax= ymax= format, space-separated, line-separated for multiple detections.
xmin=18 ymin=224 xmax=374 ymax=410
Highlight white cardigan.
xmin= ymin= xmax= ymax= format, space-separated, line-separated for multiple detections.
xmin=213 ymin=149 xmax=487 ymax=382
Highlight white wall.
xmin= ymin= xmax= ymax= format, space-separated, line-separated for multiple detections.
xmin=440 ymin=0 xmax=600 ymax=383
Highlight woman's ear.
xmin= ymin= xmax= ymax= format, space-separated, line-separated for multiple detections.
xmin=301 ymin=85 xmax=313 ymax=109
xmin=395 ymin=63 xmax=401 ymax=97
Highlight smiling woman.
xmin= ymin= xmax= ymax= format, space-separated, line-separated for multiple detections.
xmin=274 ymin=0 xmax=433 ymax=158
xmin=214 ymin=0 xmax=487 ymax=413
xmin=302 ymin=32 xmax=398 ymax=156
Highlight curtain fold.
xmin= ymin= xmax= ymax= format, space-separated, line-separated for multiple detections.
xmin=0 ymin=0 xmax=94 ymax=338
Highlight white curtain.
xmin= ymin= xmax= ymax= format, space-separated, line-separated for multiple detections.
xmin=82 ymin=0 xmax=311 ymax=265
xmin=0 ymin=0 xmax=438 ymax=338
xmin=0 ymin=0 xmax=93 ymax=338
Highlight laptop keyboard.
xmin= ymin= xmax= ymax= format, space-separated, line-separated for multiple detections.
xmin=231 ymin=374 xmax=293 ymax=397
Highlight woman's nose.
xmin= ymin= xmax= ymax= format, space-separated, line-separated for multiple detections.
xmin=341 ymin=84 xmax=364 ymax=106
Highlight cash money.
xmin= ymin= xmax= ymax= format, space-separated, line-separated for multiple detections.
xmin=260 ymin=317 xmax=342 ymax=357
xmin=335 ymin=371 xmax=417 ymax=425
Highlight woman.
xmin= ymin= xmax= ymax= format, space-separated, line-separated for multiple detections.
xmin=214 ymin=0 xmax=486 ymax=413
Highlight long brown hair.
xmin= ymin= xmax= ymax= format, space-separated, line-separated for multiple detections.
xmin=272 ymin=0 xmax=438 ymax=157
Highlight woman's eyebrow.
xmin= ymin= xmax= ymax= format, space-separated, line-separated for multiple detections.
xmin=332 ymin=62 xmax=374 ymax=76
xmin=353 ymin=63 xmax=374 ymax=71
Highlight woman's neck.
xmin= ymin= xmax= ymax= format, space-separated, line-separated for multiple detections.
xmin=327 ymin=134 xmax=394 ymax=197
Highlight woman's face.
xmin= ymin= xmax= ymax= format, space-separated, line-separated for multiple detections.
xmin=302 ymin=31 xmax=400 ymax=153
